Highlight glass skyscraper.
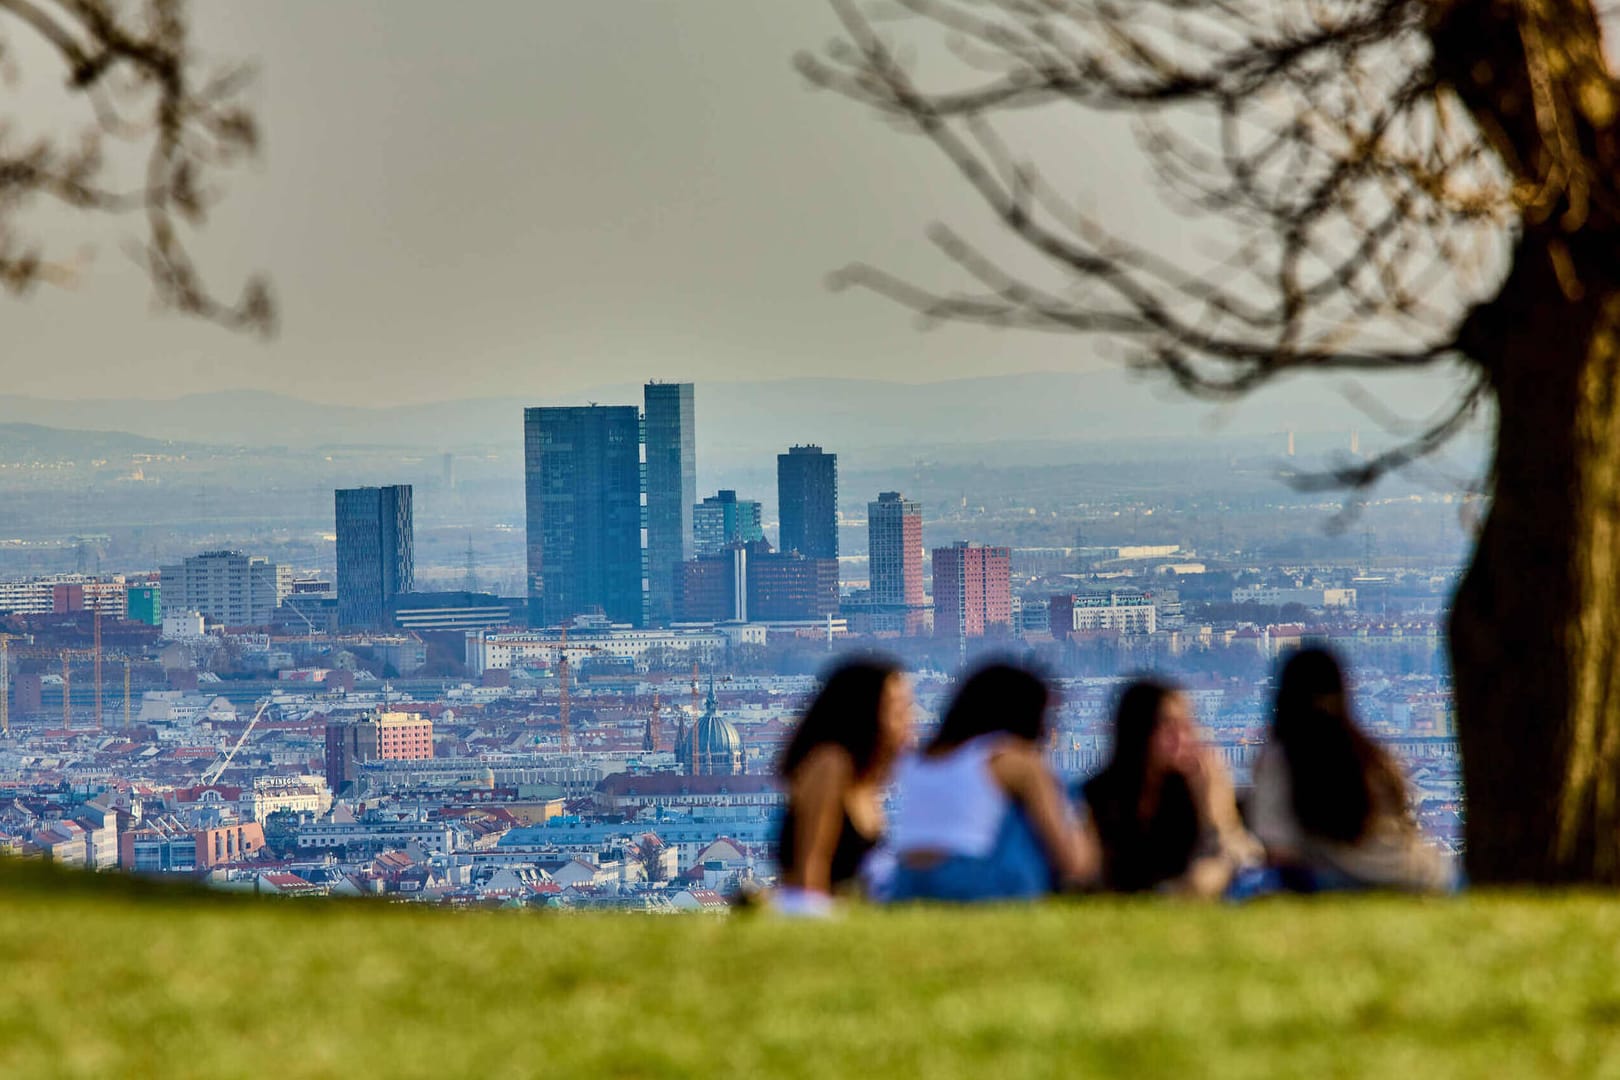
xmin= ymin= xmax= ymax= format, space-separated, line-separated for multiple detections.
xmin=524 ymin=405 xmax=644 ymax=628
xmin=693 ymin=490 xmax=764 ymax=556
xmin=643 ymin=382 xmax=696 ymax=626
xmin=777 ymin=444 xmax=838 ymax=559
xmin=335 ymin=485 xmax=414 ymax=629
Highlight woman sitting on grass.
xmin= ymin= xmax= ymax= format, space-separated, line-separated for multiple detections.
xmin=880 ymin=662 xmax=1098 ymax=902
xmin=773 ymin=658 xmax=913 ymax=915
xmin=1079 ymin=679 xmax=1261 ymax=896
xmin=1249 ymin=648 xmax=1452 ymax=893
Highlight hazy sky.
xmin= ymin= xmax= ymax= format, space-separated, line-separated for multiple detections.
xmin=5 ymin=1 xmax=1474 ymax=426
xmin=1 ymin=2 xmax=1210 ymax=406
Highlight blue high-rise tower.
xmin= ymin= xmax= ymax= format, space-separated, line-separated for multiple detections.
xmin=335 ymin=485 xmax=414 ymax=628
xmin=524 ymin=405 xmax=644 ymax=627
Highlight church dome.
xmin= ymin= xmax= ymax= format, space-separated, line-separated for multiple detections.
xmin=680 ymin=679 xmax=744 ymax=776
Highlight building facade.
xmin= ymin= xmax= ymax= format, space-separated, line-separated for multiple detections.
xmin=932 ymin=542 xmax=1013 ymax=640
xmin=324 ymin=711 xmax=435 ymax=795
xmin=335 ymin=485 xmax=415 ymax=628
xmin=1049 ymin=590 xmax=1158 ymax=637
xmin=643 ymin=382 xmax=696 ymax=627
xmin=524 ymin=405 xmax=644 ymax=628
xmin=693 ymin=490 xmax=764 ymax=556
xmin=777 ymin=445 xmax=838 ymax=559
xmin=465 ymin=627 xmax=728 ymax=673
xmin=868 ymin=492 xmax=926 ymax=633
xmin=158 ymin=551 xmax=289 ymax=627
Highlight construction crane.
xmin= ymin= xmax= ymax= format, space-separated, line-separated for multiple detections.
xmin=92 ymin=607 xmax=103 ymax=731
xmin=558 ymin=627 xmax=570 ymax=753
xmin=0 ymin=633 xmax=24 ymax=737
xmin=202 ymin=699 xmax=271 ymax=786
xmin=123 ymin=660 xmax=132 ymax=729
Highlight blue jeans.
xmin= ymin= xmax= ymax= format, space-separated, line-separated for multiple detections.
xmin=884 ymin=805 xmax=1055 ymax=903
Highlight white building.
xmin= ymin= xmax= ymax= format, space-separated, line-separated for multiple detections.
xmin=1232 ymin=586 xmax=1357 ymax=609
xmin=159 ymin=551 xmax=291 ymax=627
xmin=1063 ymin=591 xmax=1157 ymax=634
xmin=465 ymin=626 xmax=728 ymax=674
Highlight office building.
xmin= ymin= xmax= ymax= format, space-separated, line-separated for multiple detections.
xmin=933 ymin=543 xmax=1013 ymax=640
xmin=158 ymin=551 xmax=289 ymax=627
xmin=675 ymin=542 xmax=839 ymax=623
xmin=693 ymin=490 xmax=764 ymax=556
xmin=324 ymin=711 xmax=434 ymax=796
xmin=644 ymin=382 xmax=696 ymax=626
xmin=777 ymin=445 xmax=838 ymax=559
xmin=389 ymin=591 xmax=522 ymax=633
xmin=524 ymin=405 xmax=644 ymax=628
xmin=335 ymin=485 xmax=415 ymax=628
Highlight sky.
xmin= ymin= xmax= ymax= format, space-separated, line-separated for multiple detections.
xmin=5 ymin=2 xmax=1471 ymax=418
xmin=7 ymin=2 xmax=1108 ymax=405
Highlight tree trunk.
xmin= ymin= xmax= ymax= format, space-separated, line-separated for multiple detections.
xmin=1451 ymin=232 xmax=1620 ymax=882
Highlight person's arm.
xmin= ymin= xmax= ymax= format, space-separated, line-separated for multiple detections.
xmin=1247 ymin=745 xmax=1304 ymax=866
xmin=783 ymin=745 xmax=854 ymax=896
xmin=989 ymin=741 xmax=1101 ymax=888
xmin=1162 ymin=750 xmax=1261 ymax=898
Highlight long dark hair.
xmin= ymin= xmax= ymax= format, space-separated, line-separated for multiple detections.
xmin=1084 ymin=678 xmax=1179 ymax=819
xmin=926 ymin=661 xmax=1052 ymax=755
xmin=1272 ymin=648 xmax=1406 ymax=844
xmin=778 ymin=657 xmax=903 ymax=780
xmin=1081 ymin=678 xmax=1199 ymax=891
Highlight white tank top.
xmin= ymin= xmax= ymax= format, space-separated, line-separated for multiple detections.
xmin=889 ymin=736 xmax=1011 ymax=858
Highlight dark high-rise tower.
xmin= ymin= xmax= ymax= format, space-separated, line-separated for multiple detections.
xmin=524 ymin=405 xmax=643 ymax=628
xmin=335 ymin=485 xmax=414 ymax=628
xmin=777 ymin=444 xmax=838 ymax=560
xmin=643 ymin=382 xmax=696 ymax=626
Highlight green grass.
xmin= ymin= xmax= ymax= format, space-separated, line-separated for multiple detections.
xmin=3 ymin=859 xmax=1620 ymax=1078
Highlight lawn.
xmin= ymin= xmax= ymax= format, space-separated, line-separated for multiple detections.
xmin=2 ymin=859 xmax=1619 ymax=1078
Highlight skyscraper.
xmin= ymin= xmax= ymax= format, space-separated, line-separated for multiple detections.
xmin=525 ymin=405 xmax=643 ymax=628
xmin=869 ymin=491 xmax=926 ymax=633
xmin=335 ymin=485 xmax=414 ymax=628
xmin=693 ymin=490 xmax=764 ymax=556
xmin=932 ymin=542 xmax=1013 ymax=641
xmin=643 ymin=382 xmax=696 ymax=627
xmin=777 ymin=444 xmax=838 ymax=559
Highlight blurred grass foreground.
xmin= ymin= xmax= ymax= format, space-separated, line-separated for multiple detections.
xmin=3 ymin=859 xmax=1619 ymax=1079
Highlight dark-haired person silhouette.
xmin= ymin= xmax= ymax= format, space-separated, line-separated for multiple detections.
xmin=879 ymin=663 xmax=1098 ymax=902
xmin=1080 ymin=679 xmax=1261 ymax=896
xmin=1249 ymin=648 xmax=1452 ymax=892
xmin=773 ymin=658 xmax=913 ymax=915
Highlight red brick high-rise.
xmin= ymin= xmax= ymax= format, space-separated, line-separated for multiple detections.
xmin=932 ymin=542 xmax=1012 ymax=640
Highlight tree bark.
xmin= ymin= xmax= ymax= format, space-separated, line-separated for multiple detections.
xmin=1451 ymin=229 xmax=1620 ymax=882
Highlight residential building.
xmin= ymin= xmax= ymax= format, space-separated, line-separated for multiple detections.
xmin=932 ymin=542 xmax=1013 ymax=640
xmin=693 ymin=490 xmax=763 ymax=556
xmin=524 ymin=405 xmax=643 ymax=628
xmin=1050 ymin=590 xmax=1158 ymax=637
xmin=324 ymin=711 xmax=434 ymax=795
xmin=643 ymin=382 xmax=697 ymax=627
xmin=158 ymin=551 xmax=289 ymax=627
xmin=777 ymin=445 xmax=838 ymax=559
xmin=335 ymin=484 xmax=415 ymax=628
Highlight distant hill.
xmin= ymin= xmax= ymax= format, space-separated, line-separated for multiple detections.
xmin=0 ymin=368 xmax=1482 ymax=469
xmin=0 ymin=423 xmax=195 ymax=463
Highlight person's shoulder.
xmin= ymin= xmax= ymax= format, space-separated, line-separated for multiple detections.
xmin=797 ymin=742 xmax=857 ymax=782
